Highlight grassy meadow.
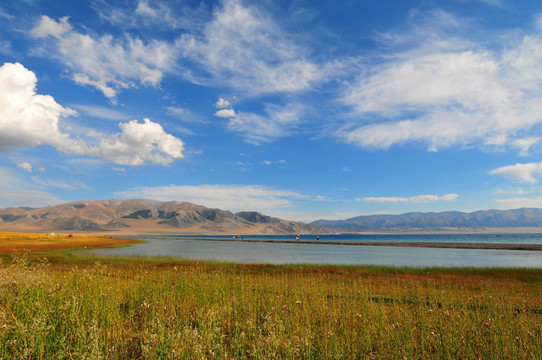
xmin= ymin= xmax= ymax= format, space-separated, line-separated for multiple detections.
xmin=0 ymin=233 xmax=541 ymax=359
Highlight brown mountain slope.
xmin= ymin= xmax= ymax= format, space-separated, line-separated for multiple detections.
xmin=0 ymin=199 xmax=330 ymax=235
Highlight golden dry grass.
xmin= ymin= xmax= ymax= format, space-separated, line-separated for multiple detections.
xmin=0 ymin=232 xmax=139 ymax=255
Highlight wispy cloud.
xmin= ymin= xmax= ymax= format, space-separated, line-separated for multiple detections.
xmin=215 ymin=98 xmax=231 ymax=108
xmin=91 ymin=0 xmax=208 ymax=31
xmin=17 ymin=162 xmax=33 ymax=172
xmin=75 ymin=104 xmax=132 ymax=121
xmin=227 ymin=103 xmax=304 ymax=144
xmin=491 ymin=162 xmax=542 ymax=184
xmin=177 ymin=0 xmax=325 ymax=95
xmin=116 ymin=184 xmax=311 ymax=212
xmin=214 ymin=109 xmax=236 ymax=118
xmin=0 ymin=9 xmax=14 ymax=19
xmin=29 ymin=15 xmax=179 ymax=101
xmin=495 ymin=196 xmax=542 ymax=208
xmin=0 ymin=167 xmax=63 ymax=208
xmin=31 ymin=176 xmax=90 ymax=190
xmin=359 ymin=194 xmax=458 ymax=203
xmin=339 ymin=10 xmax=542 ymax=154
xmin=262 ymin=160 xmax=286 ymax=166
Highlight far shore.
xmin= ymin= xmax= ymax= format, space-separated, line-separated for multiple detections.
xmin=144 ymin=236 xmax=542 ymax=251
xmin=4 ymin=225 xmax=542 ymax=237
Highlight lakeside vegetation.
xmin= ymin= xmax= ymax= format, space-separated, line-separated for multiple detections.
xmin=0 ymin=232 xmax=141 ymax=255
xmin=0 ymin=232 xmax=541 ymax=358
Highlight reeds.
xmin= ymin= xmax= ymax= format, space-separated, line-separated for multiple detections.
xmin=1 ymin=255 xmax=541 ymax=359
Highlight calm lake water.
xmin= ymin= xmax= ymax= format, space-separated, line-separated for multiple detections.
xmin=89 ymin=233 xmax=542 ymax=267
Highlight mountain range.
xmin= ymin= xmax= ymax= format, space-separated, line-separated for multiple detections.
xmin=2 ymin=200 xmax=542 ymax=234
xmin=311 ymin=208 xmax=542 ymax=232
xmin=0 ymin=199 xmax=328 ymax=235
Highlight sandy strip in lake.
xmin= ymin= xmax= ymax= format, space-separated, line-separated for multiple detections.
xmin=145 ymin=237 xmax=542 ymax=251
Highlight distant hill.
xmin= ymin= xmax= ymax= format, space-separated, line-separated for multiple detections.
xmin=311 ymin=208 xmax=542 ymax=232
xmin=0 ymin=199 xmax=329 ymax=235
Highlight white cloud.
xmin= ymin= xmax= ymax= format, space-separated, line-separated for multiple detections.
xmin=477 ymin=0 xmax=504 ymax=7
xmin=31 ymin=176 xmax=89 ymax=190
xmin=0 ymin=62 xmax=184 ymax=166
xmin=340 ymin=14 xmax=542 ymax=153
xmin=0 ymin=62 xmax=81 ymax=153
xmin=72 ymin=73 xmax=123 ymax=101
xmin=166 ymin=106 xmax=185 ymax=117
xmin=92 ymin=0 xmax=207 ymax=31
xmin=75 ymin=104 xmax=132 ymax=121
xmin=30 ymin=15 xmax=72 ymax=38
xmin=227 ymin=103 xmax=303 ymax=144
xmin=30 ymin=15 xmax=178 ymax=100
xmin=214 ymin=109 xmax=236 ymax=118
xmin=0 ymin=9 xmax=14 ymax=19
xmin=360 ymin=194 xmax=458 ymax=203
xmin=117 ymin=184 xmax=310 ymax=212
xmin=513 ymin=137 xmax=541 ymax=156
xmin=263 ymin=160 xmax=286 ymax=166
xmin=17 ymin=162 xmax=33 ymax=172
xmin=216 ymin=98 xmax=231 ymax=108
xmin=491 ymin=162 xmax=542 ymax=184
xmin=178 ymin=0 xmax=323 ymax=94
xmin=90 ymin=118 xmax=184 ymax=166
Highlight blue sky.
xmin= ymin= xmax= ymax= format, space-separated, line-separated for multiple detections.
xmin=2 ymin=0 xmax=542 ymax=221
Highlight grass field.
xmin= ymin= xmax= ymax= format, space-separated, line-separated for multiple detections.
xmin=0 ymin=232 xmax=541 ymax=359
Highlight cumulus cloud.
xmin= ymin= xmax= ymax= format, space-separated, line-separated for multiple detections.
xmin=30 ymin=15 xmax=72 ymax=38
xmin=340 ymin=12 xmax=542 ymax=153
xmin=215 ymin=98 xmax=231 ymax=108
xmin=29 ymin=15 xmax=178 ymax=100
xmin=178 ymin=0 xmax=323 ymax=94
xmin=0 ymin=62 xmax=81 ymax=153
xmin=491 ymin=162 xmax=542 ymax=184
xmin=17 ymin=162 xmax=33 ymax=172
xmin=360 ymin=194 xmax=459 ymax=203
xmin=90 ymin=118 xmax=184 ymax=166
xmin=116 ymin=184 xmax=310 ymax=211
xmin=214 ymin=109 xmax=236 ymax=118
xmin=0 ymin=62 xmax=184 ymax=166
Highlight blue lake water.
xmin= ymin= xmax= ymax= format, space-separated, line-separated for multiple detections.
xmin=88 ymin=233 xmax=542 ymax=267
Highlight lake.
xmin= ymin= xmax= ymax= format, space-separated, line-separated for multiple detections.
xmin=89 ymin=233 xmax=542 ymax=267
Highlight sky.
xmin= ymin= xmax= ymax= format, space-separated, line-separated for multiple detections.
xmin=2 ymin=0 xmax=542 ymax=222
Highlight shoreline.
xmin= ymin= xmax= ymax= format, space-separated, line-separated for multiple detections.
xmin=145 ymin=236 xmax=542 ymax=251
